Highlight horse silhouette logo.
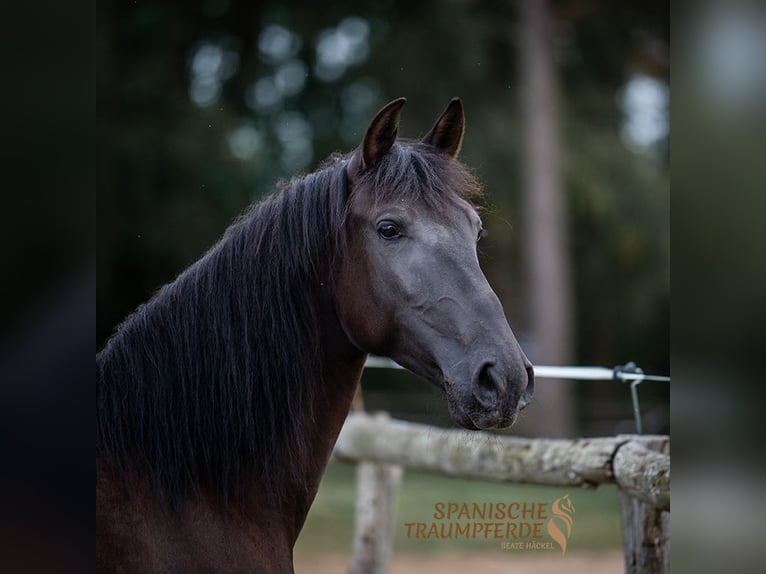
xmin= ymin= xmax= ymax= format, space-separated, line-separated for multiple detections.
xmin=547 ymin=495 xmax=576 ymax=554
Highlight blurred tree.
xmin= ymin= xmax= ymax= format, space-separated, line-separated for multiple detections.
xmin=518 ymin=0 xmax=576 ymax=437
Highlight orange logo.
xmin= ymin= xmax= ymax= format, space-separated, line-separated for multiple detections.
xmin=546 ymin=495 xmax=576 ymax=554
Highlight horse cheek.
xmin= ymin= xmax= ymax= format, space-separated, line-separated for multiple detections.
xmin=335 ymin=268 xmax=390 ymax=355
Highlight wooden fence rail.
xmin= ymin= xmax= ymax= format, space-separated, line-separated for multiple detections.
xmin=332 ymin=412 xmax=670 ymax=573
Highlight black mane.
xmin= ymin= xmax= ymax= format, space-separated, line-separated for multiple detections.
xmin=96 ymin=142 xmax=481 ymax=509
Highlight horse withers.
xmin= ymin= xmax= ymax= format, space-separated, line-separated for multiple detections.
xmin=96 ymin=97 xmax=533 ymax=572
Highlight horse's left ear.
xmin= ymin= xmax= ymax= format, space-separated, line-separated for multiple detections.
xmin=347 ymin=97 xmax=407 ymax=180
xmin=422 ymin=97 xmax=465 ymax=158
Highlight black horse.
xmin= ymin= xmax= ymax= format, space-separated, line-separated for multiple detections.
xmin=97 ymin=97 xmax=534 ymax=572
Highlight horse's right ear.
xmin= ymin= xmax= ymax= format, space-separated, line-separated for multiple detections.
xmin=347 ymin=97 xmax=406 ymax=181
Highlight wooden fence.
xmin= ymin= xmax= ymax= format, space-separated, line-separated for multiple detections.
xmin=332 ymin=412 xmax=670 ymax=574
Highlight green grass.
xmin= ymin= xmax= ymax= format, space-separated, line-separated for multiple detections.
xmin=295 ymin=462 xmax=623 ymax=557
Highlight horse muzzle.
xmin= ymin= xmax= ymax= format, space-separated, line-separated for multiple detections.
xmin=445 ymin=359 xmax=534 ymax=430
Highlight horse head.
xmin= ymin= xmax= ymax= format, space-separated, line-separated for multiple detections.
xmin=336 ymin=97 xmax=534 ymax=430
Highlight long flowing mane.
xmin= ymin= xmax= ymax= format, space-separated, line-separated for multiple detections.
xmin=96 ymin=142 xmax=482 ymax=510
xmin=97 ymin=153 xmax=351 ymax=508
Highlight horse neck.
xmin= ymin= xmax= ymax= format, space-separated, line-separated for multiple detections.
xmin=264 ymin=290 xmax=367 ymax=543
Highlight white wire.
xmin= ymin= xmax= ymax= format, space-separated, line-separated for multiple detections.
xmin=363 ymin=356 xmax=670 ymax=382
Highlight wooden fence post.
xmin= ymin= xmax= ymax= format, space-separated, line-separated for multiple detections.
xmin=349 ymin=459 xmax=403 ymax=574
xmin=615 ymin=436 xmax=670 ymax=574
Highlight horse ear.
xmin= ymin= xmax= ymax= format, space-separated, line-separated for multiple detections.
xmin=347 ymin=97 xmax=406 ymax=179
xmin=422 ymin=97 xmax=465 ymax=158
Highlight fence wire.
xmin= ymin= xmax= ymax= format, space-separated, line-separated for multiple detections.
xmin=363 ymin=356 xmax=670 ymax=434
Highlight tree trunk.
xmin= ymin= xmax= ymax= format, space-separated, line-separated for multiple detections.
xmin=519 ymin=0 xmax=576 ymax=437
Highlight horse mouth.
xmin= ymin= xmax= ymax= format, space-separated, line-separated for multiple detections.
xmin=465 ymin=408 xmax=518 ymax=431
xmin=468 ymin=411 xmax=518 ymax=430
xmin=450 ymin=409 xmax=518 ymax=431
xmin=443 ymin=388 xmax=520 ymax=431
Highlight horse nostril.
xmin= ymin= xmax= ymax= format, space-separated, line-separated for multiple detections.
xmin=472 ymin=363 xmax=502 ymax=409
xmin=519 ymin=364 xmax=535 ymax=409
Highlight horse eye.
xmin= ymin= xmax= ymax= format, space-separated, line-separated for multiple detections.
xmin=377 ymin=221 xmax=401 ymax=239
xmin=478 ymin=227 xmax=488 ymax=241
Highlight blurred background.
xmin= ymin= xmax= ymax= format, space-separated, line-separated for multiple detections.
xmin=98 ymin=0 xmax=668 ymax=570
xmin=98 ymin=0 xmax=669 ymax=436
